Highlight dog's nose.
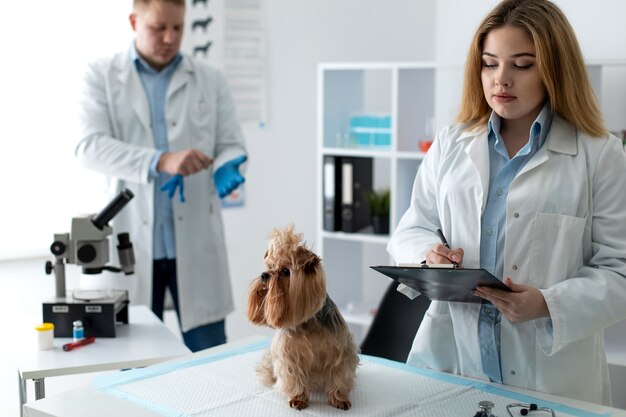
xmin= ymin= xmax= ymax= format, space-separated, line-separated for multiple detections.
xmin=260 ymin=272 xmax=270 ymax=282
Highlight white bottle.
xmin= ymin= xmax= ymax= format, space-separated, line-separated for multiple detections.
xmin=36 ymin=323 xmax=54 ymax=350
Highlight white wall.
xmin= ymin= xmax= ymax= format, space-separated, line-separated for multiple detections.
xmin=222 ymin=0 xmax=436 ymax=341
xmin=0 ymin=1 xmax=131 ymax=259
xmin=435 ymin=0 xmax=626 ymax=64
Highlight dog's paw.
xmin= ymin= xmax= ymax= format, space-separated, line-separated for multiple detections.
xmin=329 ymin=399 xmax=351 ymax=410
xmin=289 ymin=398 xmax=309 ymax=410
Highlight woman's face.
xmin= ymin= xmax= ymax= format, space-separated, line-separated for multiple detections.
xmin=481 ymin=25 xmax=547 ymax=126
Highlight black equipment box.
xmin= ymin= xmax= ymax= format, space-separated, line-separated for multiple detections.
xmin=42 ymin=290 xmax=129 ymax=337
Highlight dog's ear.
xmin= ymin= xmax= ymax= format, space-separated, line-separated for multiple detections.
xmin=295 ymin=246 xmax=320 ymax=276
xmin=246 ymin=278 xmax=268 ymax=325
xmin=302 ymin=253 xmax=321 ymax=276
xmin=287 ymin=247 xmax=326 ymax=324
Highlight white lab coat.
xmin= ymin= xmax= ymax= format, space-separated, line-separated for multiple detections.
xmin=388 ymin=115 xmax=626 ymax=405
xmin=76 ymin=49 xmax=247 ymax=332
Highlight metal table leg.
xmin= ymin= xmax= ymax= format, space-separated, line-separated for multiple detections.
xmin=18 ymin=370 xmax=26 ymax=417
xmin=34 ymin=378 xmax=46 ymax=400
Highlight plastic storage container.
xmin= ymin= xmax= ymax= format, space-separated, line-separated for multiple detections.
xmin=36 ymin=323 xmax=55 ymax=350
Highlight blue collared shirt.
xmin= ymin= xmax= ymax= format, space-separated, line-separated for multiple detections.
xmin=478 ymin=102 xmax=552 ymax=383
xmin=130 ymin=43 xmax=183 ymax=260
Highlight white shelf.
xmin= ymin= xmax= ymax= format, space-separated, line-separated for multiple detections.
xmin=316 ymin=62 xmax=455 ymax=338
xmin=322 ymin=230 xmax=389 ymax=245
xmin=322 ymin=147 xmax=392 ymax=158
xmin=340 ymin=310 xmax=376 ymax=327
xmin=322 ymin=147 xmax=427 ymax=161
xmin=397 ymin=151 xmax=426 ymax=160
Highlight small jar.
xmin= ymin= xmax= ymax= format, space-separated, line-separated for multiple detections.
xmin=36 ymin=323 xmax=54 ymax=350
xmin=73 ymin=320 xmax=85 ymax=341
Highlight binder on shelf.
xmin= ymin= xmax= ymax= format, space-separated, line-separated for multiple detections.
xmin=323 ymin=156 xmax=342 ymax=231
xmin=341 ymin=157 xmax=373 ymax=233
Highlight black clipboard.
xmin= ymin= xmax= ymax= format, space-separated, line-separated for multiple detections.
xmin=370 ymin=264 xmax=511 ymax=303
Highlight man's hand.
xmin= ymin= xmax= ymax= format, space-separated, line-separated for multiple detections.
xmin=157 ymin=149 xmax=213 ymax=176
xmin=213 ymin=155 xmax=247 ymax=198
xmin=474 ymin=277 xmax=550 ymax=323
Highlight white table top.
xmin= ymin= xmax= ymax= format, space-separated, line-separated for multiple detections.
xmin=23 ymin=337 xmax=259 ymax=417
xmin=23 ymin=335 xmax=626 ymax=417
xmin=18 ymin=305 xmax=190 ymax=380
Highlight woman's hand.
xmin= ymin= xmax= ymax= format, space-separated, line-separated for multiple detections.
xmin=425 ymin=243 xmax=464 ymax=265
xmin=474 ymin=277 xmax=550 ymax=323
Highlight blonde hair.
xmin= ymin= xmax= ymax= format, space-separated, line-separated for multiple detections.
xmin=456 ymin=0 xmax=606 ymax=137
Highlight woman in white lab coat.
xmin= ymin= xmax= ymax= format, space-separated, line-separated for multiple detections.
xmin=388 ymin=0 xmax=626 ymax=405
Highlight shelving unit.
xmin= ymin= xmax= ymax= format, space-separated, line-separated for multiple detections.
xmin=316 ymin=62 xmax=463 ymax=342
xmin=317 ymin=61 xmax=626 ymax=345
xmin=587 ymin=61 xmax=626 ymax=135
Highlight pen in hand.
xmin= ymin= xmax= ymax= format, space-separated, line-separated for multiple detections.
xmin=63 ymin=336 xmax=95 ymax=352
xmin=436 ymin=228 xmax=450 ymax=248
xmin=436 ymin=228 xmax=460 ymax=265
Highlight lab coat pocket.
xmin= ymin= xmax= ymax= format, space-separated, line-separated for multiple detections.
xmin=407 ymin=302 xmax=457 ymax=373
xmin=530 ymin=213 xmax=586 ymax=288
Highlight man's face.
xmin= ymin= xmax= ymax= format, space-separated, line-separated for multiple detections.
xmin=130 ymin=1 xmax=184 ymax=71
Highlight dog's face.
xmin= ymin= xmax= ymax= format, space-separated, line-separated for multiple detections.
xmin=247 ymin=226 xmax=326 ymax=329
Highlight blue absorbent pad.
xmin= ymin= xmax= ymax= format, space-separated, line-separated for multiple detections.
xmin=92 ymin=338 xmax=612 ymax=417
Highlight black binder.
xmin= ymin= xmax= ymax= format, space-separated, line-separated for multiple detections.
xmin=341 ymin=157 xmax=373 ymax=233
xmin=370 ymin=264 xmax=511 ymax=303
xmin=323 ymin=156 xmax=342 ymax=231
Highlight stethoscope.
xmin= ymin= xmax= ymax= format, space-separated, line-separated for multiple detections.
xmin=474 ymin=400 xmax=556 ymax=417
xmin=506 ymin=403 xmax=556 ymax=417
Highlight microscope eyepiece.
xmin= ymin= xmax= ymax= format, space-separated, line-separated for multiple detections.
xmin=117 ymin=232 xmax=132 ymax=249
xmin=117 ymin=232 xmax=135 ymax=275
xmin=92 ymin=189 xmax=134 ymax=229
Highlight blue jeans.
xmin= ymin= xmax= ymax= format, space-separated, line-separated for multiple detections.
xmin=151 ymin=259 xmax=227 ymax=352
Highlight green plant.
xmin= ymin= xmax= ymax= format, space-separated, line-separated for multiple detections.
xmin=367 ymin=188 xmax=390 ymax=216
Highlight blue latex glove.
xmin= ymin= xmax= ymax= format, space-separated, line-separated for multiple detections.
xmin=160 ymin=174 xmax=186 ymax=203
xmin=213 ymin=155 xmax=247 ymax=198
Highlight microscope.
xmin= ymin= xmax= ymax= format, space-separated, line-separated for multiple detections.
xmin=43 ymin=189 xmax=135 ymax=338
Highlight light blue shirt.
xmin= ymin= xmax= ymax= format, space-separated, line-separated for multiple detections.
xmin=478 ymin=102 xmax=552 ymax=383
xmin=130 ymin=43 xmax=183 ymax=260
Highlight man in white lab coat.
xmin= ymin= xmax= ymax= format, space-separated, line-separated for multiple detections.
xmin=76 ymin=0 xmax=247 ymax=351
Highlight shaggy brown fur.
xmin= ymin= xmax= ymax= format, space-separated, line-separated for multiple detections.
xmin=246 ymin=225 xmax=359 ymax=410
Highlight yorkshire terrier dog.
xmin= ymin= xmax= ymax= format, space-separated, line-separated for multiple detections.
xmin=247 ymin=225 xmax=359 ymax=410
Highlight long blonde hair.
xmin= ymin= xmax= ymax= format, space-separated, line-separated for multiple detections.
xmin=456 ymin=0 xmax=606 ymax=137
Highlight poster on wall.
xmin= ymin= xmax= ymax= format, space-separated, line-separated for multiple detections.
xmin=183 ymin=0 xmax=267 ymax=128
xmin=220 ymin=184 xmax=245 ymax=208
xmin=183 ymin=0 xmax=264 ymax=209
